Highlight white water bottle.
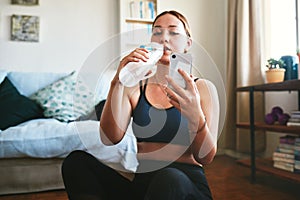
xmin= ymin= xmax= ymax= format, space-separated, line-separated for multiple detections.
xmin=119 ymin=42 xmax=163 ymax=87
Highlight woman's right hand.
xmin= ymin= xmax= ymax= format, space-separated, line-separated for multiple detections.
xmin=102 ymin=48 xmax=150 ymax=144
xmin=113 ymin=48 xmax=150 ymax=82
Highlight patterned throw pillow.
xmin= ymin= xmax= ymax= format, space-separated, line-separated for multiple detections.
xmin=30 ymin=71 xmax=96 ymax=122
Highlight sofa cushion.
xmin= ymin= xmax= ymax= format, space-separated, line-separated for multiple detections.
xmin=7 ymin=71 xmax=67 ymax=97
xmin=0 ymin=69 xmax=7 ymax=84
xmin=30 ymin=71 xmax=97 ymax=122
xmin=0 ymin=77 xmax=44 ymax=130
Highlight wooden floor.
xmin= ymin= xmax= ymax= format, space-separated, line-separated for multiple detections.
xmin=205 ymin=155 xmax=300 ymax=200
xmin=0 ymin=155 xmax=300 ymax=200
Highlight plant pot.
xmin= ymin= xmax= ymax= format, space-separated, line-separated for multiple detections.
xmin=265 ymin=68 xmax=286 ymax=83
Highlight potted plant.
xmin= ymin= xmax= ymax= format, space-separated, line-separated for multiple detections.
xmin=265 ymin=58 xmax=286 ymax=83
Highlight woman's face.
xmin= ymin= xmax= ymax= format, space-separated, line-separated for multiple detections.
xmin=151 ymin=13 xmax=192 ymax=65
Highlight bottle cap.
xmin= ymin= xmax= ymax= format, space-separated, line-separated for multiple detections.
xmin=140 ymin=42 xmax=163 ymax=52
xmin=140 ymin=45 xmax=154 ymax=51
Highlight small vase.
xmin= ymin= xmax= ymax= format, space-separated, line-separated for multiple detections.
xmin=265 ymin=68 xmax=286 ymax=83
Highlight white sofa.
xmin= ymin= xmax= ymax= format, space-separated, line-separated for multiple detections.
xmin=0 ymin=70 xmax=138 ymax=195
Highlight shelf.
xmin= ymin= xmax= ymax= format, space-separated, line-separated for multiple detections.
xmin=236 ymin=122 xmax=300 ymax=135
xmin=125 ymin=18 xmax=154 ymax=24
xmin=236 ymin=79 xmax=300 ymax=183
xmin=236 ymin=79 xmax=300 ymax=92
xmin=237 ymin=158 xmax=300 ymax=183
xmin=120 ymin=0 xmax=158 ymax=53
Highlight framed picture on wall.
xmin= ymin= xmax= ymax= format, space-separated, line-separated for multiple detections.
xmin=11 ymin=15 xmax=40 ymax=42
xmin=11 ymin=0 xmax=39 ymax=6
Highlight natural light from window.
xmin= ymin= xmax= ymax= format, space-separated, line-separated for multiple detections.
xmin=264 ymin=0 xmax=298 ymax=61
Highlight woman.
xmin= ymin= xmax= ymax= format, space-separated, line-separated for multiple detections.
xmin=62 ymin=10 xmax=219 ymax=200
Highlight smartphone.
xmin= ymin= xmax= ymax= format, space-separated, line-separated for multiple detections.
xmin=169 ymin=52 xmax=192 ymax=88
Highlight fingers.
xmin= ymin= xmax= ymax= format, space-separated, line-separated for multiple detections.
xmin=165 ymin=76 xmax=183 ymax=96
xmin=165 ymin=68 xmax=198 ymax=103
xmin=166 ymin=68 xmax=194 ymax=97
xmin=165 ymin=86 xmax=181 ymax=110
xmin=165 ymin=86 xmax=179 ymax=102
xmin=120 ymin=48 xmax=150 ymax=68
xmin=131 ymin=48 xmax=150 ymax=62
xmin=164 ymin=78 xmax=185 ymax=112
xmin=177 ymin=68 xmax=195 ymax=90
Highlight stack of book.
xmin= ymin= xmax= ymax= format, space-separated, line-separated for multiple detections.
xmin=129 ymin=0 xmax=156 ymax=20
xmin=272 ymin=135 xmax=297 ymax=173
xmin=295 ymin=137 xmax=300 ymax=173
xmin=287 ymin=110 xmax=300 ymax=126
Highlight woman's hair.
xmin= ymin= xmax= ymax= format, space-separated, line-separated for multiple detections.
xmin=152 ymin=10 xmax=191 ymax=38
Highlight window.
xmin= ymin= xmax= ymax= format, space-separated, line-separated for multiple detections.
xmin=263 ymin=0 xmax=298 ymax=60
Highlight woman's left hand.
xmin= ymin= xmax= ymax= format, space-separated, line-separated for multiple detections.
xmin=164 ymin=69 xmax=205 ymax=132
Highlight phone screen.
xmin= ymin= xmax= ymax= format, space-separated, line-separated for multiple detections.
xmin=169 ymin=52 xmax=192 ymax=88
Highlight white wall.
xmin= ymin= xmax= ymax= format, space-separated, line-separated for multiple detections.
xmin=0 ymin=0 xmax=119 ymax=72
xmin=0 ymin=0 xmax=226 ymax=79
xmin=158 ymin=0 xmax=227 ymax=80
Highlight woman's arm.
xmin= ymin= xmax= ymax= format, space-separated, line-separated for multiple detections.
xmin=190 ymin=79 xmax=219 ymax=164
xmin=100 ymin=48 xmax=150 ymax=145
xmin=165 ymin=69 xmax=220 ymax=165
xmin=99 ymin=78 xmax=132 ymax=145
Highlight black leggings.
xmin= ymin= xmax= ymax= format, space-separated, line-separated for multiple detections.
xmin=62 ymin=150 xmax=212 ymax=200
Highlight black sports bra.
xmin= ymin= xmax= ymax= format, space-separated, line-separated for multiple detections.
xmin=132 ymin=80 xmax=190 ymax=145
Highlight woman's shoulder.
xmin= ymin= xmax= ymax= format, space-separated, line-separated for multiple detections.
xmin=194 ymin=78 xmax=216 ymax=88
xmin=194 ymin=78 xmax=218 ymax=96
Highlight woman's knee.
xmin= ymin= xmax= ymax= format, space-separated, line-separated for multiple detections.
xmin=148 ymin=168 xmax=192 ymax=193
xmin=155 ymin=168 xmax=189 ymax=186
xmin=62 ymin=150 xmax=89 ymax=175
xmin=144 ymin=168 xmax=198 ymax=200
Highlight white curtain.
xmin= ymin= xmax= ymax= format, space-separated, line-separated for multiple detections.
xmin=224 ymin=0 xmax=265 ymax=153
